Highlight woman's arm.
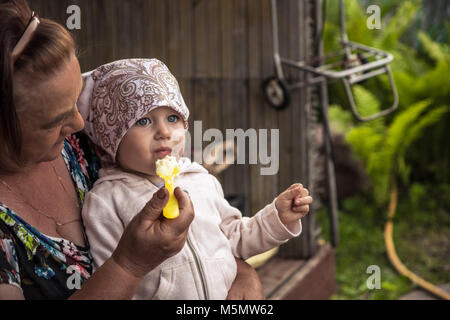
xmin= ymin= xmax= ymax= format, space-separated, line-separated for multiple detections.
xmin=70 ymin=187 xmax=194 ymax=299
xmin=68 ymin=258 xmax=141 ymax=299
xmin=226 ymin=258 xmax=265 ymax=300
xmin=0 ymin=284 xmax=25 ymax=300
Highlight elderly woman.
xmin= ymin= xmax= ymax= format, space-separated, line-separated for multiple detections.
xmin=0 ymin=0 xmax=264 ymax=300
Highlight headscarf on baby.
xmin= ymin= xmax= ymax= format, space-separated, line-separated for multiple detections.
xmin=77 ymin=58 xmax=189 ymax=165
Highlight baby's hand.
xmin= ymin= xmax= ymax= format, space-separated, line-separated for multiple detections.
xmin=275 ymin=183 xmax=312 ymax=229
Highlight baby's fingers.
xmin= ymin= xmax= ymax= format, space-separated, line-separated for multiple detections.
xmin=288 ymin=183 xmax=303 ymax=190
xmin=300 ymin=188 xmax=309 ymax=197
xmin=293 ymin=205 xmax=310 ymax=213
xmin=294 ymin=196 xmax=313 ymax=206
xmin=280 ymin=186 xmax=303 ymax=201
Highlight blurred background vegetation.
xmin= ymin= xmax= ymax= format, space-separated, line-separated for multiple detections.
xmin=315 ymin=0 xmax=449 ymax=299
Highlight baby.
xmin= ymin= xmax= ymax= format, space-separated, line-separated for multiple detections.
xmin=78 ymin=58 xmax=312 ymax=299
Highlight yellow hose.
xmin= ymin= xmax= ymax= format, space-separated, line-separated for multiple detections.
xmin=384 ymin=180 xmax=450 ymax=300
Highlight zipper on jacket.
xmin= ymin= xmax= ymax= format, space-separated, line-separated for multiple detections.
xmin=186 ymin=235 xmax=209 ymax=300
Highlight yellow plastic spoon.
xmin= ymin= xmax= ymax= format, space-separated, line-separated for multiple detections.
xmin=156 ymin=156 xmax=180 ymax=219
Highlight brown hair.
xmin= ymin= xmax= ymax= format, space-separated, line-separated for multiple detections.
xmin=0 ymin=0 xmax=75 ymax=169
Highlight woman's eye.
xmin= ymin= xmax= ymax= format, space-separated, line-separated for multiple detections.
xmin=137 ymin=118 xmax=151 ymax=126
xmin=168 ymin=115 xmax=179 ymax=123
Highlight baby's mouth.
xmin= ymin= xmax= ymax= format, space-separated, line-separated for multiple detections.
xmin=154 ymin=147 xmax=172 ymax=157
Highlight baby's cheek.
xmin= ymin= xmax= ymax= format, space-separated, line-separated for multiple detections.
xmin=171 ymin=130 xmax=186 ymax=157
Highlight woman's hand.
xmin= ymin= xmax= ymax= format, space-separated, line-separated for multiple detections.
xmin=71 ymin=187 xmax=193 ymax=299
xmin=112 ymin=187 xmax=194 ymax=279
xmin=226 ymin=258 xmax=265 ymax=300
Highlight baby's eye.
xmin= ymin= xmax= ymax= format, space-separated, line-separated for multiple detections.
xmin=136 ymin=118 xmax=151 ymax=126
xmin=168 ymin=115 xmax=180 ymax=123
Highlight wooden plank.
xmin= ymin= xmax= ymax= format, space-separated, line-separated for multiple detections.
xmin=80 ymin=0 xmax=97 ymax=71
xmin=193 ymin=0 xmax=221 ymax=78
xmin=114 ymin=0 xmax=132 ymax=60
xmin=146 ymin=0 xmax=167 ymax=61
xmin=276 ymin=0 xmax=294 ymax=199
xmin=247 ymin=80 xmax=259 ymax=216
xmin=276 ymin=0 xmax=320 ymax=260
xmin=248 ymin=79 xmax=278 ymax=217
xmin=260 ymin=0 xmax=274 ymax=78
xmin=141 ymin=0 xmax=153 ymax=58
xmin=256 ymin=256 xmax=306 ymax=298
xmin=219 ymin=80 xmax=250 ymax=215
xmin=218 ymin=0 xmax=249 ymax=208
xmin=220 ymin=0 xmax=248 ymax=79
xmin=233 ymin=0 xmax=248 ymax=79
xmin=89 ymin=0 xmax=115 ymax=68
xmin=220 ymin=0 xmax=234 ymax=79
xmin=247 ymin=0 xmax=262 ymax=79
xmin=302 ymin=0 xmax=320 ymax=257
xmin=192 ymin=79 xmax=222 ymax=146
xmin=268 ymin=244 xmax=335 ymax=300
xmin=278 ymin=0 xmax=304 ymax=258
xmin=178 ymin=0 xmax=194 ymax=79
xmin=247 ymin=0 xmax=279 ymax=217
xmin=29 ymin=0 xmax=44 ymax=15
xmin=130 ymin=0 xmax=145 ymax=58
xmin=166 ymin=0 xmax=180 ymax=75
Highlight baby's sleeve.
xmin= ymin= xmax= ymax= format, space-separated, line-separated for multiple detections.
xmin=211 ymin=176 xmax=302 ymax=260
xmin=82 ymin=190 xmax=125 ymax=271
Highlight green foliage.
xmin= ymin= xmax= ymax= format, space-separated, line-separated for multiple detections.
xmin=325 ymin=0 xmax=450 ymax=204
xmin=373 ymin=1 xmax=418 ymax=50
xmin=320 ymin=0 xmax=450 ymax=300
xmin=317 ymin=183 xmax=450 ymax=300
xmin=417 ymin=31 xmax=449 ymax=64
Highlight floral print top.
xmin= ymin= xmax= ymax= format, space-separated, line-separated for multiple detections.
xmin=0 ymin=133 xmax=101 ymax=299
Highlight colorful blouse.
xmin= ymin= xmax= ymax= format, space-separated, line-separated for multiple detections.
xmin=0 ymin=133 xmax=101 ymax=299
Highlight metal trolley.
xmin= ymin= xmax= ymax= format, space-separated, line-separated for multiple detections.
xmin=263 ymin=0 xmax=398 ymax=122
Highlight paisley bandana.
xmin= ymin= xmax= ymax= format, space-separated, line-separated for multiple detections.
xmin=77 ymin=58 xmax=189 ymax=164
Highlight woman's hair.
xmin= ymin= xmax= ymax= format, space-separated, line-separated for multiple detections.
xmin=0 ymin=0 xmax=75 ymax=168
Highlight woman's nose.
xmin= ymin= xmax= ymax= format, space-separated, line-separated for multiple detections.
xmin=63 ymin=106 xmax=85 ymax=135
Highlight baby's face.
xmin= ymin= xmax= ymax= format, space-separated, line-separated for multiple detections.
xmin=117 ymin=106 xmax=186 ymax=176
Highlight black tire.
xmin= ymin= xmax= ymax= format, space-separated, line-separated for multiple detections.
xmin=262 ymin=76 xmax=291 ymax=110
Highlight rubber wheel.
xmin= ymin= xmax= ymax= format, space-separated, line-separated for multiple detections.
xmin=262 ymin=76 xmax=290 ymax=110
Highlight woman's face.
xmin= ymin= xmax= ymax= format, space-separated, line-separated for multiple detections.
xmin=15 ymin=55 xmax=85 ymax=166
xmin=117 ymin=106 xmax=186 ymax=176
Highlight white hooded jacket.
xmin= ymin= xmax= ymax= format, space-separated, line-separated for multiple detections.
xmin=82 ymin=157 xmax=302 ymax=299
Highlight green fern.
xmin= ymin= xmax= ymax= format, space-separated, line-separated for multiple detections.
xmin=324 ymin=0 xmax=450 ymax=203
xmin=373 ymin=1 xmax=419 ymax=50
xmin=344 ymin=100 xmax=444 ymax=204
xmin=418 ymin=31 xmax=449 ymax=63
xmin=398 ymin=105 xmax=450 ymax=183
xmin=328 ymin=104 xmax=353 ymax=134
xmin=352 ymin=85 xmax=385 ymax=133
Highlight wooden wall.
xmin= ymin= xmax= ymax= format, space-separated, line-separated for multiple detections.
xmin=30 ymin=0 xmax=321 ymax=259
